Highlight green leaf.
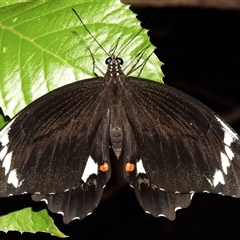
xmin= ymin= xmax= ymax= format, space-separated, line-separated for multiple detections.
xmin=0 ymin=208 xmax=66 ymax=237
xmin=0 ymin=113 xmax=5 ymax=128
xmin=0 ymin=0 xmax=163 ymax=119
xmin=0 ymin=0 xmax=29 ymax=8
xmin=0 ymin=0 xmax=163 ymax=236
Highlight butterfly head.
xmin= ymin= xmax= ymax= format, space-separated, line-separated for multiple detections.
xmin=105 ymin=56 xmax=124 ymax=78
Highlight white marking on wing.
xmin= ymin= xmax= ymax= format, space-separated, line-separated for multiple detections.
xmin=0 ymin=118 xmax=16 ymax=146
xmin=7 ymin=169 xmax=23 ymax=188
xmin=190 ymin=192 xmax=194 ymax=200
xmin=2 ymin=152 xmax=12 ymax=175
xmin=220 ymin=152 xmax=230 ymax=174
xmin=213 ymin=170 xmax=225 ymax=187
xmin=158 ymin=213 xmax=166 ymax=217
xmin=175 ymin=207 xmax=182 ymax=211
xmin=0 ymin=133 xmax=10 ymax=146
xmin=205 ymin=169 xmax=225 ymax=187
xmin=41 ymin=199 xmax=48 ymax=204
xmin=0 ymin=145 xmax=8 ymax=160
xmin=136 ymin=159 xmax=146 ymax=175
xmin=224 ymin=145 xmax=234 ymax=160
xmin=81 ymin=156 xmax=98 ymax=183
xmin=215 ymin=116 xmax=239 ymax=145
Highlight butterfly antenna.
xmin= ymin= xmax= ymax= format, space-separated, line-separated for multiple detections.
xmin=109 ymin=40 xmax=120 ymax=56
xmin=72 ymin=8 xmax=109 ymax=57
xmin=88 ymin=47 xmax=105 ymax=76
xmin=123 ymin=45 xmax=150 ymax=73
xmin=117 ymin=12 xmax=157 ymax=57
xmin=126 ymin=48 xmax=154 ymax=76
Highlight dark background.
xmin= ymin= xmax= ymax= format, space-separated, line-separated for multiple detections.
xmin=1 ymin=6 xmax=240 ymax=240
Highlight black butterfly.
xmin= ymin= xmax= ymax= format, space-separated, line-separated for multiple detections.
xmin=1 ymin=13 xmax=240 ymax=225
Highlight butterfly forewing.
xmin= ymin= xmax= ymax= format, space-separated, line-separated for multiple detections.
xmin=124 ymin=77 xmax=240 ymax=197
xmin=0 ymin=77 xmax=111 ymax=198
xmin=121 ymin=118 xmax=193 ymax=220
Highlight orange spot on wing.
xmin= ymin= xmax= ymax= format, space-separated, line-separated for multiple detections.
xmin=99 ymin=163 xmax=109 ymax=172
xmin=125 ymin=162 xmax=135 ymax=172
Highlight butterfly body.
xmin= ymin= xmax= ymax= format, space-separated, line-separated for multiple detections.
xmin=1 ymin=53 xmax=240 ymax=224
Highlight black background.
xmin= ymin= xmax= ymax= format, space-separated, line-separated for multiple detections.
xmin=1 ymin=6 xmax=240 ymax=240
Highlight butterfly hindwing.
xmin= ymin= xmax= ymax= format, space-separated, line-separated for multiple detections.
xmin=31 ymin=108 xmax=112 ymax=224
xmin=133 ymin=176 xmax=192 ymax=220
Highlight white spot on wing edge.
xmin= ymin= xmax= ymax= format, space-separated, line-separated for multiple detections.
xmin=215 ymin=116 xmax=239 ymax=145
xmin=2 ymin=152 xmax=12 ymax=175
xmin=0 ymin=145 xmax=8 ymax=160
xmin=175 ymin=207 xmax=182 ymax=211
xmin=190 ymin=192 xmax=194 ymax=200
xmin=157 ymin=213 xmax=166 ymax=218
xmin=72 ymin=212 xmax=92 ymax=221
xmin=41 ymin=199 xmax=48 ymax=204
xmin=0 ymin=133 xmax=10 ymax=147
xmin=136 ymin=159 xmax=146 ymax=175
xmin=81 ymin=156 xmax=98 ymax=183
xmin=0 ymin=118 xmax=16 ymax=146
xmin=7 ymin=169 xmax=23 ymax=188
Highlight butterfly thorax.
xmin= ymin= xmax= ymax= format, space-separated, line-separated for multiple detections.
xmin=105 ymin=56 xmax=126 ymax=159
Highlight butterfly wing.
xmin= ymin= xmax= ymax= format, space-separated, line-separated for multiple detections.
xmin=123 ymin=77 xmax=240 ymax=219
xmin=0 ymin=78 xmax=111 ymax=222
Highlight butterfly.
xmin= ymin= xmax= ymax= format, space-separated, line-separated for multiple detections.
xmin=1 ymin=10 xmax=240 ymax=225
